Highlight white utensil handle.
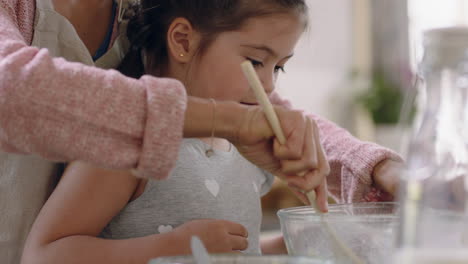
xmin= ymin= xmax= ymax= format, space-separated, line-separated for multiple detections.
xmin=241 ymin=61 xmax=286 ymax=144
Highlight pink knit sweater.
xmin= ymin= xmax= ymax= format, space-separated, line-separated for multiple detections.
xmin=0 ymin=0 xmax=400 ymax=203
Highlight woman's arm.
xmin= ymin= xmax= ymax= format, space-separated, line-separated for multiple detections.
xmin=0 ymin=4 xmax=188 ymax=179
xmin=269 ymin=93 xmax=402 ymax=203
xmin=1 ymin=2 xmax=328 ymax=182
xmin=309 ymin=112 xmax=402 ymax=203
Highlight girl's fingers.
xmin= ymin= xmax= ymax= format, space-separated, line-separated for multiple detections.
xmin=274 ymin=114 xmax=330 ymax=211
xmin=229 ymin=235 xmax=249 ymax=251
xmin=279 ymin=119 xmax=319 ymax=175
xmin=226 ymin=221 xmax=249 ymax=237
xmin=285 ymin=170 xmax=323 ymax=192
xmin=314 ymin=179 xmax=329 ymax=213
xmin=285 ymin=118 xmax=330 ymax=206
xmin=273 ymin=110 xmax=306 ymax=160
xmin=310 ymin=120 xmax=330 ymax=212
xmin=287 ymin=183 xmax=311 ymax=205
xmin=288 ymin=181 xmax=328 ymax=213
xmin=280 ymin=159 xmax=316 ymax=175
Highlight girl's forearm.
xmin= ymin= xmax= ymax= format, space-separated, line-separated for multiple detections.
xmin=21 ymin=233 xmax=182 ymax=264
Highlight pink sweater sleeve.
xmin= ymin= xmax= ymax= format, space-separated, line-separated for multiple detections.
xmin=0 ymin=2 xmax=187 ymax=179
xmin=270 ymin=93 xmax=402 ymax=203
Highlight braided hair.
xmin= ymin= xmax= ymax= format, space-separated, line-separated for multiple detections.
xmin=118 ymin=0 xmax=308 ymax=78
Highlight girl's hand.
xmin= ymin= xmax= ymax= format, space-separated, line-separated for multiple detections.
xmin=233 ymin=106 xmax=330 ymax=211
xmin=171 ymin=219 xmax=248 ymax=254
xmin=283 ymin=118 xmax=330 ymax=211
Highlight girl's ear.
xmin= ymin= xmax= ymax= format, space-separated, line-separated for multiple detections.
xmin=167 ymin=18 xmax=201 ymax=63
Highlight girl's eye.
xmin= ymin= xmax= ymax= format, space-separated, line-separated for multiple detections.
xmin=247 ymin=58 xmax=286 ymax=74
xmin=274 ymin=66 xmax=286 ymax=73
xmin=247 ymin=58 xmax=264 ymax=68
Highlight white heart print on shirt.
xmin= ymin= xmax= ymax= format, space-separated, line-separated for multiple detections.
xmin=158 ymin=225 xmax=173 ymax=234
xmin=252 ymin=182 xmax=259 ymax=193
xmin=205 ymin=179 xmax=220 ymax=197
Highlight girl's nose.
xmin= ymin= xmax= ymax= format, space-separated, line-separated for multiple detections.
xmin=261 ymin=75 xmax=276 ymax=95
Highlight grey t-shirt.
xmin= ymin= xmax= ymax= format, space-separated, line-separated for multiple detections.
xmin=100 ymin=139 xmax=274 ymax=254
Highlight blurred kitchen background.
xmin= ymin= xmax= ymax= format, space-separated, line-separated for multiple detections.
xmin=261 ymin=0 xmax=468 ymax=231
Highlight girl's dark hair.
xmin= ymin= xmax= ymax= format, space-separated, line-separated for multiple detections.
xmin=118 ymin=0 xmax=308 ymax=78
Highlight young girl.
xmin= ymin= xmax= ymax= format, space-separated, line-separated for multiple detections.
xmin=21 ymin=0 xmax=402 ymax=263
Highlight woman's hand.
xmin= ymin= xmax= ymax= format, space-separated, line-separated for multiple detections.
xmin=372 ymin=159 xmax=404 ymax=195
xmin=233 ymin=106 xmax=330 ymax=211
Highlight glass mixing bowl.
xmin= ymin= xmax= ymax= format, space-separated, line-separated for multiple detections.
xmin=278 ymin=202 xmax=398 ymax=264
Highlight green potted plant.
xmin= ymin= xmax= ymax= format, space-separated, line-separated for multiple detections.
xmin=357 ymin=70 xmax=404 ymax=124
xmin=354 ymin=69 xmax=412 ymax=152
